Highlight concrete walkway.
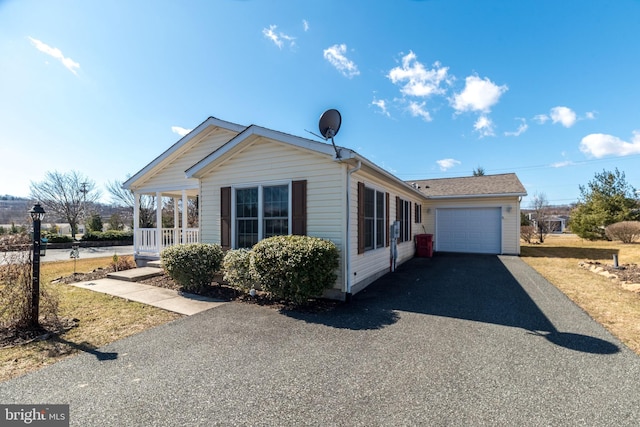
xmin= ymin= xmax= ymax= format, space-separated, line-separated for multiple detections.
xmin=71 ymin=278 xmax=227 ymax=316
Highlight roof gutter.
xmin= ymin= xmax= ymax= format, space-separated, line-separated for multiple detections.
xmin=426 ymin=192 xmax=527 ymax=199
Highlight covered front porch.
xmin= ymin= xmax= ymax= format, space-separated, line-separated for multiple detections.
xmin=133 ymin=189 xmax=200 ymax=261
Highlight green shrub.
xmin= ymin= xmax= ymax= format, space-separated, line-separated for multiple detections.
xmin=250 ymin=235 xmax=339 ymax=304
xmin=81 ymin=230 xmax=133 ymax=241
xmin=605 ymin=221 xmax=640 ymax=244
xmin=222 ymin=249 xmax=255 ymax=290
xmin=161 ymin=243 xmax=224 ymax=293
xmin=43 ymin=233 xmax=73 ymax=243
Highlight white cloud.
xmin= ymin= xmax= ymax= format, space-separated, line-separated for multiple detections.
xmin=387 ymin=52 xmax=451 ymax=97
xmin=436 ymin=158 xmax=461 ymax=171
xmin=408 ymin=101 xmax=432 ymax=122
xmin=550 ymin=106 xmax=577 ymax=128
xmin=262 ymin=25 xmax=295 ymax=49
xmin=451 ymin=75 xmax=507 ymax=113
xmin=372 ymin=99 xmax=390 ymax=117
xmin=171 ymin=126 xmax=192 ymax=137
xmin=28 ymin=36 xmax=80 ymax=75
xmin=323 ymin=44 xmax=359 ymax=78
xmin=550 ymin=160 xmax=573 ymax=168
xmin=474 ymin=115 xmax=495 ymax=137
xmin=504 ymin=118 xmax=528 ymax=137
xmin=580 ymin=131 xmax=640 ymax=158
xmin=584 ymin=111 xmax=596 ymax=120
xmin=533 ymin=114 xmax=549 ymax=124
xmin=302 ymin=20 xmax=309 ymax=31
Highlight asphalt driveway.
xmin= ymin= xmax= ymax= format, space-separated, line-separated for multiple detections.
xmin=2 ymin=254 xmax=640 ymax=426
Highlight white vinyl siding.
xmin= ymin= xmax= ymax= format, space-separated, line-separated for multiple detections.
xmin=349 ymin=169 xmax=425 ymax=294
xmin=134 ymin=128 xmax=239 ymax=193
xmin=200 ymin=137 xmax=346 ymax=291
xmin=423 ymin=197 xmax=521 ymax=255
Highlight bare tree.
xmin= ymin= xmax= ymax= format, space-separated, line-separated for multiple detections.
xmin=106 ymin=178 xmax=155 ymax=228
xmin=162 ymin=197 xmax=199 ymax=228
xmin=30 ymin=171 xmax=101 ymax=238
xmin=531 ymin=192 xmax=550 ymax=243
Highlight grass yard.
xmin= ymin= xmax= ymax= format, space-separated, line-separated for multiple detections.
xmin=521 ymin=234 xmax=640 ymax=354
xmin=0 ymin=257 xmax=182 ymax=382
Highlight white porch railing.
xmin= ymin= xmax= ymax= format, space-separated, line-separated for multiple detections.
xmin=136 ymin=228 xmax=200 ymax=256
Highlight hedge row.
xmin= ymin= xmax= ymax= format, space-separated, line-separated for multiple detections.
xmin=162 ymin=236 xmax=339 ymax=304
xmin=81 ymin=230 xmax=133 ymax=242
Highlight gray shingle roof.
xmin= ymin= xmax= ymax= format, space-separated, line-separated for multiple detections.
xmin=408 ymin=173 xmax=527 ymax=198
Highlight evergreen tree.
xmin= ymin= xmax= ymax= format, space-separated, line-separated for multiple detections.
xmin=570 ymin=168 xmax=639 ymax=240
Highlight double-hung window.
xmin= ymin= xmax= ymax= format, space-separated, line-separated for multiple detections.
xmin=364 ymin=187 xmax=385 ymax=251
xmin=397 ymin=198 xmax=411 ymax=242
xmin=235 ymin=184 xmax=289 ymax=248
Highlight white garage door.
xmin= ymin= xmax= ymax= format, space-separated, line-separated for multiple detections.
xmin=436 ymin=207 xmax=501 ymax=254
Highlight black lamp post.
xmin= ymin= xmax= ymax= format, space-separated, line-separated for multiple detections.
xmin=29 ymin=202 xmax=46 ymax=328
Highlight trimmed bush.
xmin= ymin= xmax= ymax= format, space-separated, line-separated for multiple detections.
xmin=81 ymin=230 xmax=133 ymax=242
xmin=43 ymin=233 xmax=73 ymax=243
xmin=161 ymin=243 xmax=223 ymax=293
xmin=605 ymin=221 xmax=640 ymax=244
xmin=222 ymin=249 xmax=255 ymax=291
xmin=250 ymin=235 xmax=339 ymax=304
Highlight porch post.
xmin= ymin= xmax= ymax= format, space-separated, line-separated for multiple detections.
xmin=182 ymin=190 xmax=188 ymax=244
xmin=156 ymin=192 xmax=162 ymax=253
xmin=133 ymin=192 xmax=140 ymax=255
xmin=173 ymin=196 xmax=180 ymax=244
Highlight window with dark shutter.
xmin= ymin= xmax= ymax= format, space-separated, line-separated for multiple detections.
xmin=292 ymin=180 xmax=307 ymax=235
xmin=220 ymin=186 xmax=231 ymax=250
xmin=357 ymin=181 xmax=365 ymax=254
xmin=385 ymin=192 xmax=390 ymax=247
xmin=359 ymin=183 xmax=385 ymax=253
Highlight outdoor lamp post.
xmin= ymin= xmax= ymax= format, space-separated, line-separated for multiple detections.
xmin=29 ymin=202 xmax=46 ymax=327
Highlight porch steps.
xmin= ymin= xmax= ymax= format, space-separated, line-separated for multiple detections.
xmin=146 ymin=260 xmax=163 ymax=269
xmin=107 ymin=266 xmax=164 ymax=282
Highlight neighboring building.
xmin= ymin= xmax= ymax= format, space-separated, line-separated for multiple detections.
xmin=526 ymin=213 xmax=568 ymax=234
xmin=124 ymin=116 xmax=527 ymax=300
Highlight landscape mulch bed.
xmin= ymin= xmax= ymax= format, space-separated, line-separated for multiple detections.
xmin=138 ymin=273 xmax=342 ymax=313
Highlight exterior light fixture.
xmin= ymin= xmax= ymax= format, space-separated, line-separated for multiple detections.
xmin=28 ymin=203 xmax=46 ymax=327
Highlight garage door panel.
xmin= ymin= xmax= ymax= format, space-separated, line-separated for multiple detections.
xmin=436 ymin=208 xmax=501 ymax=254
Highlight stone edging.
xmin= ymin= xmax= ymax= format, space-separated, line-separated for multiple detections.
xmin=578 ymin=260 xmax=640 ymax=292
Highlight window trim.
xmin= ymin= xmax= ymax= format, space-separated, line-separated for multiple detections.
xmin=361 ymin=183 xmax=386 ymax=253
xmin=231 ymin=181 xmax=292 ymax=248
xmin=415 ymin=204 xmax=422 ymax=224
xmin=397 ymin=197 xmax=412 ymax=243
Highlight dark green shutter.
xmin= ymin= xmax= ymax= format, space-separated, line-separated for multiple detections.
xmin=292 ymin=180 xmax=307 ymax=235
xmin=221 ymin=186 xmax=231 ymax=250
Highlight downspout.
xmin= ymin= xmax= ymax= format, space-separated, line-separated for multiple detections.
xmin=345 ymin=160 xmax=361 ymax=299
xmin=517 ymin=196 xmax=523 ymax=255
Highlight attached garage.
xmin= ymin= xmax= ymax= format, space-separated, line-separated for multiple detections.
xmin=436 ymin=207 xmax=501 ymax=254
xmin=411 ymin=174 xmax=527 ymax=256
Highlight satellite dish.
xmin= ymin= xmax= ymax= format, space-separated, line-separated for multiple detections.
xmin=319 ymin=109 xmax=341 ymax=139
xmin=318 ymin=109 xmax=342 ymax=159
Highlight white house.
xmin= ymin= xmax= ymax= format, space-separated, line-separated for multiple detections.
xmin=123 ymin=116 xmax=526 ymax=300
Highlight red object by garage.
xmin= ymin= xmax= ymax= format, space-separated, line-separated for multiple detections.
xmin=415 ymin=234 xmax=433 ymax=258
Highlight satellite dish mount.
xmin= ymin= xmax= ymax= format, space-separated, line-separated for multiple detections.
xmin=318 ymin=109 xmax=342 ymax=159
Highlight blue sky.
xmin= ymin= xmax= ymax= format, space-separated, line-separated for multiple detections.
xmin=2 ymin=0 xmax=639 ymax=208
